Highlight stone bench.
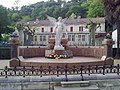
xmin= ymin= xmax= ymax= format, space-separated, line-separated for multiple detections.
xmin=18 ymin=56 xmax=24 ymax=61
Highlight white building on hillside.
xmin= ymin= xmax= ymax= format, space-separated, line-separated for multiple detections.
xmin=22 ymin=17 xmax=105 ymax=46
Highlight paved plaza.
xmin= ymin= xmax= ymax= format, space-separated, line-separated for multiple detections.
xmin=23 ymin=57 xmax=104 ymax=63
xmin=0 ymin=59 xmax=10 ymax=68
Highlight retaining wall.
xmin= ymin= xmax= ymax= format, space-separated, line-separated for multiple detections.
xmin=19 ymin=46 xmax=104 ymax=58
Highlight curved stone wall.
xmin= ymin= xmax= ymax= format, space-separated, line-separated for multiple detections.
xmin=19 ymin=46 xmax=104 ymax=58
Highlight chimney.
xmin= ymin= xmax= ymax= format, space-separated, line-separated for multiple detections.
xmin=36 ymin=18 xmax=39 ymax=21
xmin=35 ymin=18 xmax=39 ymax=24
xmin=77 ymin=16 xmax=81 ymax=19
xmin=77 ymin=16 xmax=81 ymax=22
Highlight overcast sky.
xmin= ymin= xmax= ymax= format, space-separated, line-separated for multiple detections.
xmin=0 ymin=0 xmax=70 ymax=8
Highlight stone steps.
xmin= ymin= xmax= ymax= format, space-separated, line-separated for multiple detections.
xmin=51 ymin=81 xmax=99 ymax=90
xmin=61 ymin=81 xmax=90 ymax=87
xmin=54 ymin=85 xmax=99 ymax=90
xmin=54 ymin=81 xmax=99 ymax=90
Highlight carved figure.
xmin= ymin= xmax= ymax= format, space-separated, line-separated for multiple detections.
xmin=47 ymin=15 xmax=67 ymax=50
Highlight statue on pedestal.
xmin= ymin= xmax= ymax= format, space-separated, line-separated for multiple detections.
xmin=10 ymin=27 xmax=19 ymax=37
xmin=47 ymin=15 xmax=67 ymax=50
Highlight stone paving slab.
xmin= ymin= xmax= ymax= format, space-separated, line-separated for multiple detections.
xmin=0 ymin=59 xmax=10 ymax=68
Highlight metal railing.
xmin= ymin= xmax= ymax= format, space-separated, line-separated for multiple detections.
xmin=0 ymin=64 xmax=120 ymax=79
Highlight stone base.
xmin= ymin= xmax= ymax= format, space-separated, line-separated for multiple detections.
xmin=10 ymin=58 xmax=20 ymax=67
xmin=48 ymin=38 xmax=68 ymax=50
xmin=102 ymin=39 xmax=115 ymax=45
xmin=54 ymin=45 xmax=65 ymax=50
xmin=54 ymin=50 xmax=65 ymax=55
xmin=104 ymin=57 xmax=114 ymax=65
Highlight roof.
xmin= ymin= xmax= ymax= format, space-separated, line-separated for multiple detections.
xmin=23 ymin=17 xmax=105 ymax=26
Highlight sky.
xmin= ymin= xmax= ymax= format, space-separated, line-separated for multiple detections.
xmin=0 ymin=0 xmax=66 ymax=8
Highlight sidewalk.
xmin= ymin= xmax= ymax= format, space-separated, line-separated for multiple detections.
xmin=0 ymin=59 xmax=10 ymax=68
xmin=114 ymin=59 xmax=120 ymax=65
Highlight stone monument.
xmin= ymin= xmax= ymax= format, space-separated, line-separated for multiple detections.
xmin=9 ymin=29 xmax=20 ymax=67
xmin=46 ymin=16 xmax=73 ymax=59
xmin=102 ymin=33 xmax=115 ymax=57
xmin=47 ymin=16 xmax=67 ymax=50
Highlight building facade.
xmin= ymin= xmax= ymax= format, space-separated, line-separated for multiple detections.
xmin=22 ymin=17 xmax=105 ymax=46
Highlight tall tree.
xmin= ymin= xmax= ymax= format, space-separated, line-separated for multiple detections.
xmin=13 ymin=0 xmax=21 ymax=11
xmin=0 ymin=5 xmax=10 ymax=41
xmin=101 ymin=0 xmax=120 ymax=58
xmin=20 ymin=6 xmax=32 ymax=16
xmin=86 ymin=20 xmax=101 ymax=46
xmin=12 ymin=13 xmax=20 ymax=22
xmin=82 ymin=0 xmax=104 ymax=18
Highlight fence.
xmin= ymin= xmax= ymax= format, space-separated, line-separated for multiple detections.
xmin=0 ymin=47 xmax=11 ymax=59
xmin=0 ymin=64 xmax=120 ymax=81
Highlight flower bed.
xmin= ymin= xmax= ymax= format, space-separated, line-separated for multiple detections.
xmin=45 ymin=53 xmax=72 ymax=59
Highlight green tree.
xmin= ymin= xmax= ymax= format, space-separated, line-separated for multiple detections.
xmin=65 ymin=1 xmax=87 ymax=18
xmin=13 ymin=0 xmax=21 ymax=11
xmin=31 ymin=1 xmax=47 ymax=19
xmin=22 ymin=16 xmax=31 ymax=22
xmin=19 ymin=0 xmax=88 ymax=20
xmin=69 ymin=13 xmax=76 ymax=19
xmin=12 ymin=13 xmax=20 ymax=22
xmin=38 ymin=10 xmax=46 ymax=20
xmin=0 ymin=5 xmax=10 ymax=41
xmin=82 ymin=0 xmax=104 ymax=18
xmin=86 ymin=20 xmax=101 ymax=46
xmin=53 ymin=7 xmax=61 ymax=18
xmin=101 ymin=0 xmax=120 ymax=58
xmin=20 ymin=6 xmax=32 ymax=16
xmin=1 ymin=34 xmax=9 ymax=42
xmin=66 ymin=5 xmax=81 ymax=17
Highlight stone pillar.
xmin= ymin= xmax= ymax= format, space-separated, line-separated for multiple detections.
xmin=48 ymin=38 xmax=68 ymax=50
xmin=102 ymin=39 xmax=115 ymax=57
xmin=9 ymin=35 xmax=20 ymax=67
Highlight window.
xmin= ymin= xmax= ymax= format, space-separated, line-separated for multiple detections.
xmin=79 ymin=26 xmax=83 ymax=31
xmin=52 ymin=35 xmax=55 ymax=38
xmin=43 ymin=36 xmax=46 ymax=41
xmin=82 ymin=35 xmax=85 ymax=41
xmin=70 ymin=27 xmax=73 ymax=32
xmin=40 ymin=36 xmax=42 ymax=41
xmin=49 ymin=35 xmax=51 ymax=38
xmin=50 ymin=27 xmax=53 ymax=32
xmin=68 ymin=35 xmax=71 ymax=41
xmin=42 ymin=28 xmax=44 ymax=32
xmin=35 ymin=36 xmax=37 ymax=41
xmin=40 ymin=36 xmax=46 ymax=41
xmin=78 ymin=35 xmax=81 ymax=41
xmin=63 ymin=34 xmax=65 ymax=38
xmin=72 ymin=35 xmax=75 ymax=41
